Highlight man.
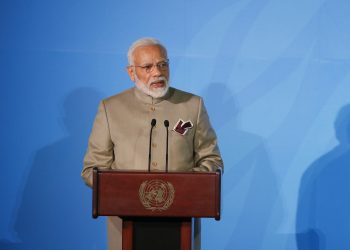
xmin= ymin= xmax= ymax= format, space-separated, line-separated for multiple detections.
xmin=82 ymin=37 xmax=223 ymax=249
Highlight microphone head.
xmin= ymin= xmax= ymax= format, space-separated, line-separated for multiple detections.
xmin=164 ymin=120 xmax=169 ymax=127
xmin=151 ymin=119 xmax=157 ymax=126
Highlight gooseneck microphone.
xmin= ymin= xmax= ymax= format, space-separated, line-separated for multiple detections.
xmin=164 ymin=120 xmax=169 ymax=172
xmin=148 ymin=119 xmax=157 ymax=172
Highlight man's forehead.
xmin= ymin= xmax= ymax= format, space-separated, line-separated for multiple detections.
xmin=133 ymin=45 xmax=167 ymax=61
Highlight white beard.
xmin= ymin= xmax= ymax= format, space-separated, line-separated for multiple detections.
xmin=134 ymin=75 xmax=169 ymax=98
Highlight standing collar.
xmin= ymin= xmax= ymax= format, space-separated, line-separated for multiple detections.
xmin=133 ymin=87 xmax=173 ymax=104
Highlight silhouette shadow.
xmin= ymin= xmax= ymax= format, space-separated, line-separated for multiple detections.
xmin=202 ymin=83 xmax=282 ymax=250
xmin=0 ymin=87 xmax=106 ymax=250
xmin=296 ymin=104 xmax=350 ymax=250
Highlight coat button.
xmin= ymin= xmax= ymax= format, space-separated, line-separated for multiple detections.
xmin=150 ymin=107 xmax=155 ymax=111
xmin=152 ymin=143 xmax=157 ymax=148
xmin=152 ymin=162 xmax=158 ymax=167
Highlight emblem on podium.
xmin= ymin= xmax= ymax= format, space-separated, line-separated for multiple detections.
xmin=139 ymin=179 xmax=175 ymax=211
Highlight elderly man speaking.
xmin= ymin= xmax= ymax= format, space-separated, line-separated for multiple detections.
xmin=82 ymin=37 xmax=223 ymax=250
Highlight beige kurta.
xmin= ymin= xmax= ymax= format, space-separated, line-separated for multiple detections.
xmin=82 ymin=86 xmax=223 ymax=249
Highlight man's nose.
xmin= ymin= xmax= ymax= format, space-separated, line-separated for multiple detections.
xmin=151 ymin=65 xmax=162 ymax=76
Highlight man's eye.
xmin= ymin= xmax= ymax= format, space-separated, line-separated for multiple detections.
xmin=142 ymin=65 xmax=153 ymax=70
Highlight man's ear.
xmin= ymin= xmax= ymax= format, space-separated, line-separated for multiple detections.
xmin=126 ymin=66 xmax=135 ymax=81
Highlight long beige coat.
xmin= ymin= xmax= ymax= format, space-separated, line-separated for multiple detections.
xmin=82 ymin=87 xmax=223 ymax=249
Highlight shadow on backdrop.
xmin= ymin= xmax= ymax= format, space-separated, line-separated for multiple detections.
xmin=203 ymin=83 xmax=282 ymax=250
xmin=0 ymin=87 xmax=106 ymax=250
xmin=296 ymin=104 xmax=350 ymax=250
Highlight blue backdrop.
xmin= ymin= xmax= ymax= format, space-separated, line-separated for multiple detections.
xmin=1 ymin=0 xmax=350 ymax=249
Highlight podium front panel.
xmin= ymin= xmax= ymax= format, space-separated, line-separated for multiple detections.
xmin=93 ymin=170 xmax=221 ymax=219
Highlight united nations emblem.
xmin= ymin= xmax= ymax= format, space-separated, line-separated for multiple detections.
xmin=139 ymin=179 xmax=175 ymax=211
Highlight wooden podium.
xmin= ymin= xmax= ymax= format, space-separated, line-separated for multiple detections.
xmin=92 ymin=168 xmax=221 ymax=250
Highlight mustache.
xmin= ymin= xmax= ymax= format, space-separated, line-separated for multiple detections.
xmin=149 ymin=77 xmax=168 ymax=85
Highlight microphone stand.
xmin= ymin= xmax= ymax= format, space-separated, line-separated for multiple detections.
xmin=148 ymin=119 xmax=156 ymax=172
xmin=164 ymin=120 xmax=169 ymax=172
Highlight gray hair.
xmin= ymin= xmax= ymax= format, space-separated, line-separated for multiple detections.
xmin=127 ymin=37 xmax=167 ymax=65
